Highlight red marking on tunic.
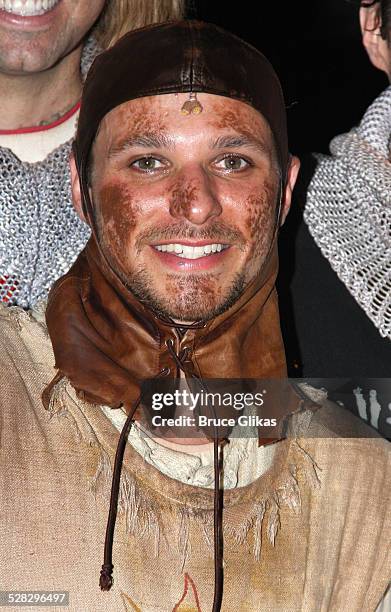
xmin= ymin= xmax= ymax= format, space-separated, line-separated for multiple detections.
xmin=173 ymin=573 xmax=202 ymax=611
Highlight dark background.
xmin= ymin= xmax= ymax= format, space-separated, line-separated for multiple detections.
xmin=191 ymin=0 xmax=388 ymax=154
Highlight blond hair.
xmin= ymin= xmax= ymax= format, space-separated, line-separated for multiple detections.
xmin=95 ymin=0 xmax=185 ymax=49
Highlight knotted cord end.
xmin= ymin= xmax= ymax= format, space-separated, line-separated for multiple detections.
xmin=99 ymin=563 xmax=114 ymax=591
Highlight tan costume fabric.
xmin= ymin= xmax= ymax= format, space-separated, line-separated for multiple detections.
xmin=0 ymin=305 xmax=390 ymax=612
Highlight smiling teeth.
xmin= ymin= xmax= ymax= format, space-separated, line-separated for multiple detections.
xmin=154 ymin=243 xmax=226 ymax=259
xmin=0 ymin=0 xmax=59 ymax=16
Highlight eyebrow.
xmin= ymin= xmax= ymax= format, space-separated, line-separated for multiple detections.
xmin=210 ymin=135 xmax=271 ymax=156
xmin=108 ymin=133 xmax=175 ymax=157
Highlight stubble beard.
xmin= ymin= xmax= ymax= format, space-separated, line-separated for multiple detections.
xmin=96 ymin=218 xmax=250 ymax=322
xmin=125 ymin=267 xmax=246 ymax=323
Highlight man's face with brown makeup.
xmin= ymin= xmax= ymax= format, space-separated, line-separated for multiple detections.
xmin=75 ymin=93 xmax=298 ymax=322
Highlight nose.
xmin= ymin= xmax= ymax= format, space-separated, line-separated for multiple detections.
xmin=169 ymin=166 xmax=222 ymax=225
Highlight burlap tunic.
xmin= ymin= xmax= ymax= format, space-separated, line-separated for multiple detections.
xmin=0 ymin=305 xmax=390 ymax=611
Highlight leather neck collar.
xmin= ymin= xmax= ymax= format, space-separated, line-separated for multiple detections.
xmin=45 ymin=236 xmax=286 ymax=412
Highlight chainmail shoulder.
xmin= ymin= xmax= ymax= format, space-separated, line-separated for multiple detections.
xmin=80 ymin=36 xmax=101 ymax=80
xmin=0 ymin=37 xmax=100 ymax=308
xmin=304 ymin=86 xmax=391 ymax=339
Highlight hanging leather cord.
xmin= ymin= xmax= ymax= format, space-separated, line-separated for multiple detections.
xmin=100 ymin=338 xmax=228 ymax=608
xmin=100 ymin=338 xmax=203 ymax=591
xmin=212 ymin=437 xmax=225 ymax=612
xmin=166 ymin=338 xmax=225 ymax=611
xmin=99 ymin=369 xmax=168 ymax=591
xmin=99 ymin=394 xmax=141 ymax=590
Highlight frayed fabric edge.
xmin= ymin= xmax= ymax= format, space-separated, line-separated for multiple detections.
xmin=88 ymin=437 xmax=322 ymax=565
xmin=46 ymin=378 xmax=323 ymax=566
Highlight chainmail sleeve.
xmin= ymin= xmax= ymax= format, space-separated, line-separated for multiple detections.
xmin=0 ymin=37 xmax=100 ymax=308
xmin=304 ymin=86 xmax=391 ymax=339
xmin=0 ymin=144 xmax=91 ymax=307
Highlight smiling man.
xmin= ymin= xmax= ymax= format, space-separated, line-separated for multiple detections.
xmin=0 ymin=21 xmax=390 ymax=612
xmin=77 ymin=94 xmax=285 ymax=324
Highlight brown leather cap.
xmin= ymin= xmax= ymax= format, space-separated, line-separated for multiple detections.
xmin=73 ymin=19 xmax=289 ymax=218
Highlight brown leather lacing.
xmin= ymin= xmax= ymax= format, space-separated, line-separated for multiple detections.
xmin=154 ymin=313 xmax=207 ymax=331
xmin=164 ymin=339 xmax=226 ymax=611
xmin=213 ymin=436 xmax=225 ymax=611
xmin=165 ymin=338 xmax=193 ymax=378
xmin=100 ymin=338 xmax=226 ymax=612
xmin=99 ymin=365 xmax=169 ymax=590
xmin=99 ymin=393 xmax=142 ymax=590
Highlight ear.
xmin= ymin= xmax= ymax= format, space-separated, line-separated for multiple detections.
xmin=69 ymin=152 xmax=88 ymax=225
xmin=279 ymin=155 xmax=300 ymax=227
xmin=360 ymin=4 xmax=391 ymax=76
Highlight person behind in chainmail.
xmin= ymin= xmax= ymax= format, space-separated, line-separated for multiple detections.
xmin=0 ymin=0 xmax=184 ymax=308
xmin=278 ymin=0 xmax=391 ymax=440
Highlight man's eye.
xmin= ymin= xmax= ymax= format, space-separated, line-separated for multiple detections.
xmin=130 ymin=157 xmax=164 ymax=171
xmin=215 ymin=156 xmax=250 ymax=171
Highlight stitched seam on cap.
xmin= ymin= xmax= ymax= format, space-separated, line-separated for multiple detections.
xmin=193 ymin=20 xmax=205 ymax=88
xmin=188 ymin=20 xmax=195 ymax=91
xmin=180 ymin=21 xmax=191 ymax=88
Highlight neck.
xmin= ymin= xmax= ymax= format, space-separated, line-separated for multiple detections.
xmin=0 ymin=45 xmax=82 ymax=130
